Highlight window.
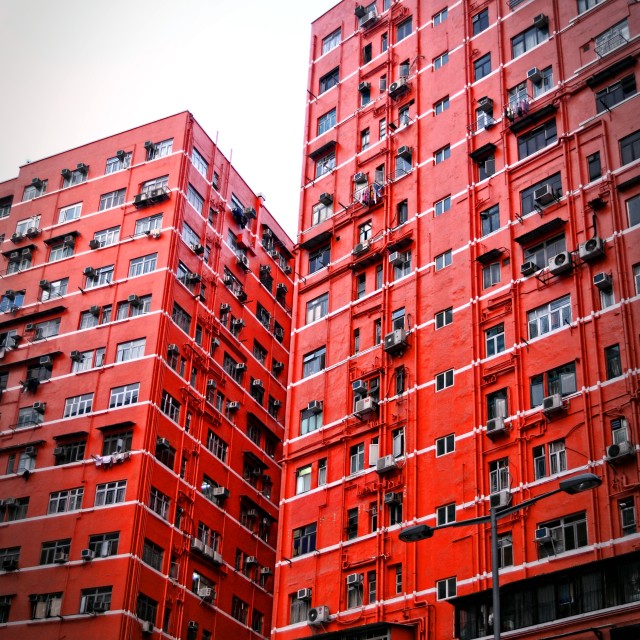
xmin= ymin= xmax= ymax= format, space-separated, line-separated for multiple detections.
xmin=290 ymin=591 xmax=311 ymax=624
xmin=346 ymin=507 xmax=359 ymax=540
xmin=524 ymin=233 xmax=566 ymax=270
xmin=437 ymin=503 xmax=456 ymax=526
xmin=489 ymin=458 xmax=509 ymax=494
xmin=116 ymin=337 xmax=145 ymax=362
xmin=292 ymin=522 xmax=317 ymax=557
xmin=375 ymin=264 xmax=383 ymax=289
xmin=318 ymin=458 xmax=327 ymax=485
xmin=306 ymin=292 xmax=329 ymax=324
xmin=481 ymin=204 xmax=499 ymax=235
xmin=435 ymin=145 xmax=450 ymax=164
xmin=521 ymin=172 xmax=562 ymax=214
xmin=395 ymin=366 xmax=405 ymax=394
xmin=528 ymin=295 xmax=571 ymax=338
xmin=391 ymin=307 xmax=405 ymax=331
xmin=318 ymin=108 xmax=336 ymax=135
xmin=161 ymin=391 xmax=181 ymax=422
xmin=518 ymin=119 xmax=557 ymax=160
xmin=296 ymin=465 xmax=312 ymax=495
xmin=109 ymin=382 xmax=140 ymax=408
xmin=530 ymin=361 xmax=577 ymax=407
xmin=39 ymin=539 xmax=71 ymax=565
xmin=129 ymin=253 xmax=157 ymax=278
xmin=497 ymin=533 xmax=513 ymax=568
xmin=587 ymin=152 xmax=602 ymax=181
xmin=634 ymin=264 xmax=640 ymax=294
xmin=620 ymin=129 xmax=640 ymax=165
xmin=620 ymin=498 xmax=637 ymax=535
xmin=579 ymin=0 xmax=604 ymax=12
xmin=309 ymin=244 xmax=330 ymax=274
xmin=437 ymin=577 xmax=456 ymax=600
xmin=93 ymin=225 xmax=120 ymax=248
xmin=136 ymin=593 xmax=158 ymax=625
xmin=485 ymin=323 xmax=505 ymax=356
xmin=316 ymin=150 xmax=336 ymax=177
xmin=605 ymin=344 xmax=622 ymax=379
xmin=0 ymin=195 xmax=12 ymax=218
xmin=102 ymin=430 xmax=133 ymax=456
xmin=534 ymin=444 xmax=547 ymax=479
xmin=511 ymin=23 xmax=549 ymax=59
xmin=149 ymin=486 xmax=170 ymax=520
xmin=538 ymin=512 xmax=588 ymax=558
xmin=54 ymin=439 xmax=86 ymax=465
xmin=191 ymin=148 xmax=208 ymax=176
xmin=95 ymin=480 xmax=127 ymax=506
xmin=31 ymin=593 xmax=62 ymax=619
xmin=105 ymin=152 xmax=132 ymax=174
xmin=355 ymin=273 xmax=366 ymax=299
xmin=303 ymin=346 xmax=326 ymax=378
xmin=374 ymin=318 xmax=382 ymax=345
xmin=22 ymin=180 xmax=47 ymax=201
xmin=396 ymin=199 xmax=409 ymax=225
xmin=472 ymin=8 xmax=489 ymax=35
xmin=206 ymin=431 xmax=228 ymax=462
xmin=433 ymin=51 xmax=449 ymax=69
xmin=474 ymin=54 xmax=491 ymax=81
xmin=625 ymin=194 xmax=640 ymax=229
xmin=434 ymin=96 xmax=450 ymax=115
xmin=85 ymin=265 xmax=114 ymax=288
xmin=63 ymin=393 xmax=93 ymax=418
xmin=48 ymin=487 xmax=83 ymax=513
xmin=392 ymin=250 xmax=411 ymax=279
xmin=99 ymin=188 xmax=126 ymax=211
xmin=172 ymin=302 xmax=191 ymax=333
xmin=135 ymin=213 xmax=162 ymax=236
xmin=435 ymin=307 xmax=453 ymax=329
xmin=549 ymin=440 xmax=567 ymax=474
xmin=88 ymin=532 xmax=119 ymax=557
xmin=322 ymin=28 xmax=341 ymax=53
xmin=433 ymin=7 xmax=448 ymax=25
xmin=436 ymin=434 xmax=455 ymax=457
xmin=435 ymin=249 xmax=452 ymax=270
xmin=2 ymin=496 xmax=28 ymax=521
xmin=58 ymin=202 xmax=82 ymax=224
xmin=532 ymin=66 xmax=554 ymax=97
xmin=360 ymin=128 xmax=370 ymax=152
xmin=595 ymin=19 xmax=629 ymax=57
xmin=363 ymin=43 xmax=372 ymax=64
xmin=436 ymin=369 xmax=454 ymax=391
xmin=142 ymin=538 xmax=164 ymax=570
xmin=434 ymin=195 xmax=451 ymax=216
xmin=185 ymin=184 xmax=204 ymax=214
xmin=379 ymin=117 xmax=387 ymax=140
xmin=396 ymin=16 xmax=412 ymax=41
xmin=350 ymin=443 xmax=365 ymax=474
xmin=392 ymin=427 xmax=405 ymax=457
xmin=395 ymin=150 xmax=412 ymax=178
xmin=320 ymin=67 xmax=339 ymax=94
xmin=487 ymin=389 xmax=508 ymax=420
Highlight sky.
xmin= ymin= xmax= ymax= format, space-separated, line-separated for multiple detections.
xmin=0 ymin=0 xmax=340 ymax=240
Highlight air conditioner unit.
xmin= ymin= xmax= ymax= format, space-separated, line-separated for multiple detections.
xmin=284 ymin=264 xmax=293 ymax=274
xmin=247 ymin=509 xmax=259 ymax=518
xmin=397 ymin=145 xmax=412 ymax=160
xmin=38 ymin=279 xmax=50 ymax=291
xmin=489 ymin=490 xmax=511 ymax=509
xmin=593 ymin=272 xmax=612 ymax=290
xmin=251 ymin=379 xmax=264 ymax=389
xmin=243 ymin=207 xmax=256 ymax=219
xmin=237 ymin=254 xmax=250 ymax=269
xmin=533 ymin=13 xmax=548 ymax=29
xmin=219 ymin=303 xmax=231 ymax=315
xmin=10 ymin=234 xmax=23 ymax=244
xmin=274 ymin=327 xmax=285 ymax=339
xmin=486 ymin=417 xmax=506 ymax=438
xmin=76 ymin=163 xmax=89 ymax=173
xmin=535 ymin=526 xmax=552 ymax=542
xmin=548 ymin=251 xmax=573 ymax=276
xmin=134 ymin=192 xmax=149 ymax=206
xmin=227 ymin=401 xmax=241 ymax=411
xmin=116 ymin=149 xmax=127 ymax=160
xmin=54 ymin=551 xmax=69 ymax=564
xmin=231 ymin=318 xmax=245 ymax=329
xmin=260 ymin=264 xmax=271 ymax=275
xmin=273 ymin=399 xmax=282 ymax=408
xmin=477 ymin=96 xmax=494 ymax=113
xmin=88 ymin=239 xmax=101 ymax=250
xmin=347 ymin=573 xmax=363 ymax=585
xmin=186 ymin=272 xmax=201 ymax=284
xmin=352 ymin=380 xmax=368 ymax=395
xmin=141 ymin=620 xmax=154 ymax=634
xmin=520 ymin=261 xmax=538 ymax=276
xmin=191 ymin=538 xmax=205 ymax=553
xmin=128 ymin=294 xmax=141 ymax=306
xmin=144 ymin=140 xmax=156 ymax=151
xmin=308 ymin=606 xmax=330 ymax=625
xmin=33 ymin=402 xmax=46 ymax=413
xmin=208 ymin=487 xmax=228 ymax=501
xmin=607 ymin=441 xmax=636 ymax=461
xmin=81 ymin=548 xmax=95 ymax=561
xmin=212 ymin=551 xmax=224 ymax=564
xmin=354 ymin=172 xmax=367 ymax=184
xmin=352 ymin=241 xmax=370 ymax=256
xmin=245 ymin=556 xmax=257 ymax=565
xmin=268 ymin=249 xmax=279 ymax=258
xmin=388 ymin=76 xmax=408 ymax=98
xmin=206 ymin=379 xmax=217 ymax=390
xmin=188 ymin=621 xmax=199 ymax=632
xmin=91 ymin=602 xmax=107 ymax=614
xmin=235 ymin=363 xmax=247 ymax=372
xmin=83 ymin=267 xmax=96 ymax=278
xmin=358 ymin=81 xmax=370 ymax=93
xmin=389 ymin=251 xmax=404 ymax=266
xmin=40 ymin=355 xmax=53 ymax=367
xmin=304 ymin=400 xmax=322 ymax=415
xmin=24 ymin=446 xmax=37 ymax=457
xmin=354 ymin=4 xmax=366 ymax=17
xmin=384 ymin=328 xmax=408 ymax=354
xmin=276 ymin=283 xmax=288 ymax=295
xmin=376 ymin=455 xmax=398 ymax=474
xmin=70 ymin=350 xmax=84 ymax=362
xmin=528 ymin=67 xmax=543 ymax=83
xmin=150 ymin=229 xmax=161 ymax=239
xmin=533 ymin=184 xmax=556 ymax=206
xmin=61 ymin=168 xmax=71 ymax=178
xmin=192 ymin=243 xmax=205 ymax=254
xmin=167 ymin=343 xmax=179 ymax=355
xmin=354 ymin=396 xmax=378 ymax=416
xmin=2 ymin=558 xmax=18 ymax=571
xmin=297 ymin=588 xmax=312 ymax=600
xmin=53 ymin=447 xmax=65 ymax=458
xmin=273 ymin=360 xmax=284 ymax=371
xmin=579 ymin=236 xmax=605 ymax=261
xmin=361 ymin=9 xmax=378 ymax=28
xmin=157 ymin=437 xmax=170 ymax=450
xmin=319 ymin=192 xmax=333 ymax=206
xmin=384 ymin=491 xmax=400 ymax=504
xmin=21 ymin=247 xmax=32 ymax=256
xmin=260 ymin=567 xmax=272 ymax=575
xmin=9 ymin=251 xmax=20 ymax=261
xmin=542 ymin=394 xmax=564 ymax=415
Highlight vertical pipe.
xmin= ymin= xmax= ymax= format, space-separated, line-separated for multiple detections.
xmin=490 ymin=506 xmax=501 ymax=640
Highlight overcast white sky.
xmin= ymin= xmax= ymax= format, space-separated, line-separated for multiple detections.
xmin=0 ymin=0 xmax=339 ymax=239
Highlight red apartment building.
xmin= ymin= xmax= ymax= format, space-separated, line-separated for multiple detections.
xmin=274 ymin=1 xmax=640 ymax=639
xmin=0 ymin=112 xmax=293 ymax=639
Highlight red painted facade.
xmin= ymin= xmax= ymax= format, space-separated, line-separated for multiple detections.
xmin=274 ymin=1 xmax=640 ymax=640
xmin=0 ymin=112 xmax=293 ymax=639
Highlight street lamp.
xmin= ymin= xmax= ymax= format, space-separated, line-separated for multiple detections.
xmin=399 ymin=473 xmax=602 ymax=640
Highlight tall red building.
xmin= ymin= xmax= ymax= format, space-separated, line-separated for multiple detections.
xmin=0 ymin=112 xmax=293 ymax=638
xmin=274 ymin=1 xmax=640 ymax=639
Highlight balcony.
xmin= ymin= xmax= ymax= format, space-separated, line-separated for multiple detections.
xmin=595 ymin=32 xmax=628 ymax=57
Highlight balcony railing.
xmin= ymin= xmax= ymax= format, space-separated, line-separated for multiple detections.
xmin=595 ymin=32 xmax=628 ymax=57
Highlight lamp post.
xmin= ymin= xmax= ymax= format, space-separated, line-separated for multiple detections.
xmin=399 ymin=473 xmax=602 ymax=640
